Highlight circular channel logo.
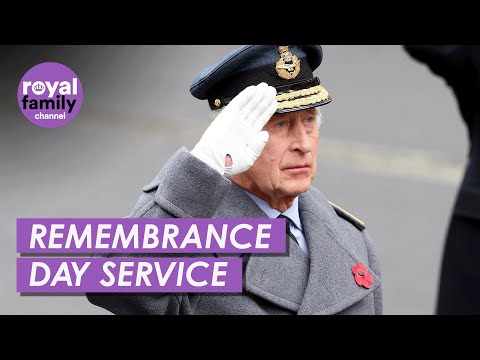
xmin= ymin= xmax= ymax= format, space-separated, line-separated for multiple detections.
xmin=17 ymin=62 xmax=83 ymax=128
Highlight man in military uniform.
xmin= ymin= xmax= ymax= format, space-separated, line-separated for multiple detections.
xmin=86 ymin=45 xmax=383 ymax=315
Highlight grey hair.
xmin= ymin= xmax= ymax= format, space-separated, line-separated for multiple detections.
xmin=315 ymin=107 xmax=323 ymax=129
xmin=210 ymin=106 xmax=324 ymax=129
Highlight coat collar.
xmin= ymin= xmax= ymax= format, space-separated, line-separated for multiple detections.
xmin=213 ymin=181 xmax=308 ymax=312
xmin=214 ymin=181 xmax=381 ymax=314
xmin=297 ymin=189 xmax=381 ymax=314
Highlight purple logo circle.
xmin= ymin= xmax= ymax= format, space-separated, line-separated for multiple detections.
xmin=17 ymin=62 xmax=83 ymax=128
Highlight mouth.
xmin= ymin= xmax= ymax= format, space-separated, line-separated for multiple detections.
xmin=282 ymin=165 xmax=311 ymax=174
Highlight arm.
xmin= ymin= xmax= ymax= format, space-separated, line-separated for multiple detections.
xmin=85 ymin=149 xmax=232 ymax=314
xmin=86 ymin=84 xmax=278 ymax=315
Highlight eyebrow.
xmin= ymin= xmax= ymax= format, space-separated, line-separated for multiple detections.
xmin=270 ymin=110 xmax=316 ymax=122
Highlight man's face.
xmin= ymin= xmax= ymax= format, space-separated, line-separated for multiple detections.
xmin=238 ymin=108 xmax=319 ymax=201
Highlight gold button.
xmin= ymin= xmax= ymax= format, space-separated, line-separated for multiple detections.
xmin=214 ymin=99 xmax=221 ymax=108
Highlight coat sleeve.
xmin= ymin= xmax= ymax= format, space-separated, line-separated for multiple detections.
xmin=85 ymin=147 xmax=232 ymax=315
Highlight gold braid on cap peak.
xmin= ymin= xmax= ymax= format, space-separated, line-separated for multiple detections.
xmin=276 ymin=85 xmax=330 ymax=110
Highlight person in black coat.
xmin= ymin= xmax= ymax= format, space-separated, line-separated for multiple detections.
xmin=404 ymin=45 xmax=480 ymax=314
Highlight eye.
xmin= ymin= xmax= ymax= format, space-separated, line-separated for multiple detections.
xmin=305 ymin=116 xmax=314 ymax=123
xmin=275 ymin=120 xmax=286 ymax=128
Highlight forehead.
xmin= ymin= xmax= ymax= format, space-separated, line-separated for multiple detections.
xmin=269 ymin=108 xmax=317 ymax=122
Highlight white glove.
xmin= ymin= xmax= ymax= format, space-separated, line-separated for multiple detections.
xmin=191 ymin=82 xmax=278 ymax=176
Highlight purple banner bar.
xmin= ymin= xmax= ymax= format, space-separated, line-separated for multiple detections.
xmin=17 ymin=257 xmax=242 ymax=293
xmin=17 ymin=218 xmax=286 ymax=254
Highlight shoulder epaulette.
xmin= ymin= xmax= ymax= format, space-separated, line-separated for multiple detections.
xmin=329 ymin=201 xmax=366 ymax=231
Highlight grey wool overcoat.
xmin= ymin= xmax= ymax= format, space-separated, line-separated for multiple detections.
xmin=86 ymin=147 xmax=383 ymax=315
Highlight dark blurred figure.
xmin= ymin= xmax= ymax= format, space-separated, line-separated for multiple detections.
xmin=404 ymin=45 xmax=480 ymax=315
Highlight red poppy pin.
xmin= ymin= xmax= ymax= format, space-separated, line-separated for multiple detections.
xmin=352 ymin=263 xmax=373 ymax=289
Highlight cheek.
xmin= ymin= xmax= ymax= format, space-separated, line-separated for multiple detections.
xmin=254 ymin=143 xmax=282 ymax=173
xmin=263 ymin=141 xmax=283 ymax=166
xmin=311 ymin=137 xmax=319 ymax=171
xmin=311 ymin=131 xmax=319 ymax=151
xmin=312 ymin=138 xmax=319 ymax=157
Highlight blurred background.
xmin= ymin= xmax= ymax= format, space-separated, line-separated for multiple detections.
xmin=0 ymin=45 xmax=467 ymax=314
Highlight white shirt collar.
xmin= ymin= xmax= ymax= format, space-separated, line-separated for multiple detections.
xmin=242 ymin=189 xmax=303 ymax=231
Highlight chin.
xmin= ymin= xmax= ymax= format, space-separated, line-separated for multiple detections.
xmin=283 ymin=180 xmax=312 ymax=196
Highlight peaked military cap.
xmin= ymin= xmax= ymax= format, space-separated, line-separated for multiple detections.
xmin=190 ymin=45 xmax=332 ymax=114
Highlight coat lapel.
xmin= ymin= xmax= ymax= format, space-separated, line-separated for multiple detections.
xmin=296 ymin=189 xmax=381 ymax=315
xmin=213 ymin=181 xmax=381 ymax=314
xmin=214 ymin=182 xmax=310 ymax=313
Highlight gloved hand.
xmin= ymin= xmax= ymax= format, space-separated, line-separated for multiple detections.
xmin=191 ymin=82 xmax=277 ymax=176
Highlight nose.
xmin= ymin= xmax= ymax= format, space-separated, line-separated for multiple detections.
xmin=289 ymin=121 xmax=312 ymax=153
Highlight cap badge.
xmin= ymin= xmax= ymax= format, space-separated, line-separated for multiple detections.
xmin=275 ymin=46 xmax=301 ymax=80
